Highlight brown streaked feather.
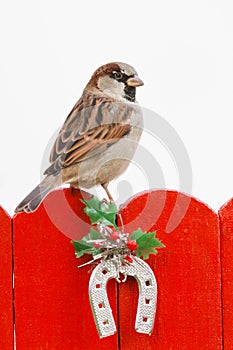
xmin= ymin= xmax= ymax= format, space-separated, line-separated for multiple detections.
xmin=45 ymin=93 xmax=133 ymax=176
xmin=45 ymin=123 xmax=131 ymax=174
xmin=64 ymin=123 xmax=131 ymax=165
xmin=49 ymin=93 xmax=127 ymax=163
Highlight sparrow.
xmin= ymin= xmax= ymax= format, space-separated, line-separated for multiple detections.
xmin=15 ymin=62 xmax=144 ymax=213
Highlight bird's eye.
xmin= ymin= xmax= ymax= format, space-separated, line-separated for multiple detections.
xmin=113 ymin=71 xmax=123 ymax=81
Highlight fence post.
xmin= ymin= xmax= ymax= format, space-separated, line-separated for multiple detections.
xmin=219 ymin=198 xmax=233 ymax=350
xmin=0 ymin=206 xmax=14 ymax=349
xmin=118 ymin=190 xmax=223 ymax=349
xmin=13 ymin=189 xmax=119 ymax=350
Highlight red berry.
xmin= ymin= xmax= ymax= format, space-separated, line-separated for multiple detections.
xmin=127 ymin=239 xmax=138 ymax=251
xmin=94 ymin=242 xmax=102 ymax=248
xmin=110 ymin=231 xmax=120 ymax=240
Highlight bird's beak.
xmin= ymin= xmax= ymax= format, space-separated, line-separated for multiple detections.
xmin=126 ymin=76 xmax=144 ymax=87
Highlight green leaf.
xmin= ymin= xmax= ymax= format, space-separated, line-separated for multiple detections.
xmin=71 ymin=240 xmax=95 ymax=258
xmin=130 ymin=228 xmax=145 ymax=241
xmin=92 ymin=248 xmax=103 ymax=256
xmin=131 ymin=229 xmax=165 ymax=260
xmin=81 ymin=228 xmax=103 ymax=242
xmin=82 ymin=197 xmax=118 ymax=228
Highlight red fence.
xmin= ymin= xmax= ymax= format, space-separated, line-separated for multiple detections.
xmin=1 ymin=189 xmax=233 ymax=349
xmin=0 ymin=207 xmax=13 ymax=349
xmin=219 ymin=198 xmax=233 ymax=350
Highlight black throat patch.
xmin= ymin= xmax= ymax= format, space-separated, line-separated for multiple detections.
xmin=124 ymin=85 xmax=136 ymax=102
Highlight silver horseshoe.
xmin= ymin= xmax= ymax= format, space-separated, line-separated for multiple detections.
xmin=89 ymin=257 xmax=157 ymax=338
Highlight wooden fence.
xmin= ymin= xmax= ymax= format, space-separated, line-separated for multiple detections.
xmin=0 ymin=189 xmax=233 ymax=349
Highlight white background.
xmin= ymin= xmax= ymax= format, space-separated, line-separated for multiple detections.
xmin=0 ymin=0 xmax=233 ymax=215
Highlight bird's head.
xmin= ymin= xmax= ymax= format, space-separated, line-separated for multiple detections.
xmin=85 ymin=62 xmax=144 ymax=102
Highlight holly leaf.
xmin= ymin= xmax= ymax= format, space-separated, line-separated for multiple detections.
xmin=71 ymin=240 xmax=95 ymax=258
xmin=130 ymin=228 xmax=145 ymax=241
xmin=82 ymin=197 xmax=118 ymax=228
xmin=130 ymin=229 xmax=165 ymax=260
xmin=81 ymin=228 xmax=103 ymax=242
xmin=72 ymin=227 xmax=105 ymax=258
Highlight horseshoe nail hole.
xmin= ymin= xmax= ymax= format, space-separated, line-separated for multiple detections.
xmin=103 ymin=320 xmax=109 ymax=326
xmin=145 ymin=279 xmax=152 ymax=287
xmin=119 ymin=272 xmax=126 ymax=281
xmin=145 ymin=298 xmax=150 ymax=305
xmin=143 ymin=317 xmax=148 ymax=323
xmin=98 ymin=302 xmax=105 ymax=309
xmin=102 ymin=269 xmax=108 ymax=275
xmin=96 ymin=283 xmax=101 ymax=289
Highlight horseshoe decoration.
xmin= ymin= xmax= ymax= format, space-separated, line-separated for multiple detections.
xmin=89 ymin=257 xmax=157 ymax=338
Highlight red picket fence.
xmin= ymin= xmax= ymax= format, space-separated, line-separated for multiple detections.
xmin=219 ymin=198 xmax=233 ymax=350
xmin=1 ymin=189 xmax=233 ymax=349
xmin=0 ymin=207 xmax=14 ymax=349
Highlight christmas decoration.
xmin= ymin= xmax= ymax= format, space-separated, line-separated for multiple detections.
xmin=72 ymin=196 xmax=165 ymax=338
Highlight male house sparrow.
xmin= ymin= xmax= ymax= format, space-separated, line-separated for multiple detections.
xmin=15 ymin=62 xmax=144 ymax=213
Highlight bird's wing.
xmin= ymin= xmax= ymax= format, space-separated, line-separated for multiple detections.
xmin=44 ymin=95 xmax=132 ymax=175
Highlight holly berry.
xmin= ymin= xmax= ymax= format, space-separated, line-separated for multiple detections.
xmin=110 ymin=231 xmax=120 ymax=240
xmin=127 ymin=239 xmax=138 ymax=251
xmin=94 ymin=242 xmax=102 ymax=249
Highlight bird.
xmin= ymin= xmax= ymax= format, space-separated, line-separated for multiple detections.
xmin=15 ymin=62 xmax=144 ymax=213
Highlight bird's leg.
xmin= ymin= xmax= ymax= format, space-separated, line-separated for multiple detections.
xmin=101 ymin=183 xmax=114 ymax=203
xmin=70 ymin=187 xmax=76 ymax=196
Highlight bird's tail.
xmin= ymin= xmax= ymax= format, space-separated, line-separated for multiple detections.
xmin=15 ymin=176 xmax=60 ymax=213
